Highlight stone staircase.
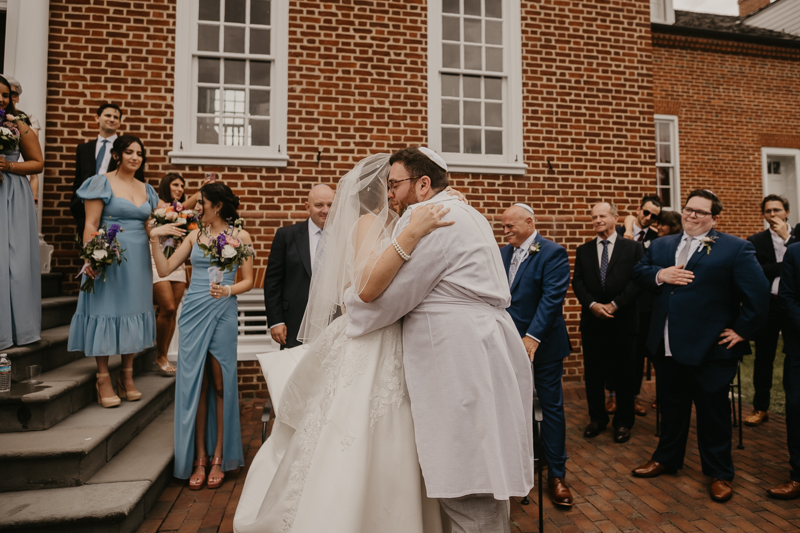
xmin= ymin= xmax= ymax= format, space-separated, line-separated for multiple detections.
xmin=0 ymin=273 xmax=175 ymax=533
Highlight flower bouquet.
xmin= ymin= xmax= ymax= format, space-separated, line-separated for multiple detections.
xmin=197 ymin=218 xmax=255 ymax=286
xmin=76 ymin=223 xmax=126 ymax=293
xmin=151 ymin=202 xmax=200 ymax=257
xmin=0 ymin=109 xmax=25 ymax=184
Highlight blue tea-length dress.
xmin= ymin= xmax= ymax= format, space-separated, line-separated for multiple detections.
xmin=0 ymin=148 xmax=41 ymax=350
xmin=173 ymin=242 xmax=244 ymax=478
xmin=68 ymin=175 xmax=158 ymax=356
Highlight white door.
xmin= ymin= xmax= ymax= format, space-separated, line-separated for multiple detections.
xmin=763 ymin=151 xmax=800 ymax=228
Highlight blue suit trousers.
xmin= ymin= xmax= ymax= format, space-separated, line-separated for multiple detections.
xmin=533 ymin=357 xmax=568 ymax=479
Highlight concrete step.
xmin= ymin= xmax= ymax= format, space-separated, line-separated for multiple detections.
xmin=41 ymin=272 xmax=63 ymax=299
xmin=0 ymin=405 xmax=174 ymax=533
xmin=0 ymin=347 xmax=158 ymax=433
xmin=41 ymin=296 xmax=78 ymax=330
xmin=0 ymin=373 xmax=174 ymax=491
xmin=3 ymin=326 xmax=81 ymax=383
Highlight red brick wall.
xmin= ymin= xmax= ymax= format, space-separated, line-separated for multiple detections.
xmin=738 ymin=0 xmax=770 ymax=17
xmin=652 ymin=31 xmax=800 ymax=237
xmin=42 ymin=0 xmax=658 ymax=388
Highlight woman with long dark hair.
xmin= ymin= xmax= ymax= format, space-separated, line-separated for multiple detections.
xmin=0 ymin=75 xmax=44 ymax=350
xmin=149 ymin=182 xmax=253 ymax=491
xmin=68 ymin=135 xmax=158 ymax=407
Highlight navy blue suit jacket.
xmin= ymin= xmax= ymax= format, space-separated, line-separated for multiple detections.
xmin=501 ymin=233 xmax=571 ymax=364
xmin=779 ymin=243 xmax=800 ymax=356
xmin=633 ymin=229 xmax=769 ymax=366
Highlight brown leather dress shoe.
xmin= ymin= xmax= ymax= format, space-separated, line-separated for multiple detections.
xmin=743 ymin=410 xmax=769 ymax=427
xmin=631 ymin=460 xmax=676 ymax=478
xmin=548 ymin=477 xmax=574 ymax=507
xmin=634 ymin=401 xmax=646 ymax=416
xmin=709 ymin=479 xmax=733 ymax=502
xmin=605 ymin=395 xmax=617 ymax=414
xmin=767 ymin=480 xmax=800 ymax=500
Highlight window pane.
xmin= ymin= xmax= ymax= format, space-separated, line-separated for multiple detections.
xmin=464 ymin=45 xmax=481 ymax=70
xmin=442 ymin=74 xmax=460 ymax=97
xmin=657 ymin=143 xmax=671 ymax=164
xmin=250 ymin=89 xmax=270 ymax=116
xmin=443 ymin=0 xmax=460 ymax=14
xmin=658 ymin=167 xmax=671 ymax=187
xmin=464 ymin=101 xmax=481 ymax=126
xmin=251 ymin=0 xmax=271 ymax=25
xmin=464 ymin=129 xmax=482 ymax=154
xmin=250 ymin=28 xmax=271 ymax=54
xmin=199 ymin=0 xmax=220 ymax=21
xmin=199 ymin=58 xmax=220 ymax=83
xmin=198 ymin=25 xmax=219 ymax=51
xmin=443 ymin=43 xmax=460 ymax=68
xmin=251 ymin=61 xmax=271 ymax=86
xmin=485 ymin=47 xmax=502 ymax=71
xmin=197 ymin=87 xmax=219 ymax=113
xmin=484 ymin=77 xmax=502 ymax=100
xmin=197 ymin=116 xmax=219 ymax=144
xmin=442 ymin=127 xmax=460 ymax=152
xmin=442 ymin=100 xmax=460 ymax=125
xmin=443 ymin=16 xmax=460 ymax=41
xmin=485 ymin=0 xmax=502 ymax=18
xmin=223 ymin=117 xmax=246 ymax=145
xmin=485 ymin=20 xmax=502 ymax=45
xmin=225 ymin=0 xmax=246 ymax=23
xmin=223 ymin=89 xmax=246 ymax=114
xmin=250 ymin=120 xmax=270 ymax=146
xmin=465 ymin=0 xmax=481 ymax=16
xmin=658 ymin=188 xmax=671 ymax=208
xmin=463 ymin=75 xmax=481 ymax=98
xmin=657 ymin=121 xmax=670 ymax=143
xmin=485 ymin=130 xmax=503 ymax=154
xmin=224 ymin=59 xmax=246 ymax=84
xmin=485 ymin=102 xmax=502 ymax=127
xmin=464 ymin=19 xmax=481 ymax=43
xmin=224 ymin=25 xmax=245 ymax=53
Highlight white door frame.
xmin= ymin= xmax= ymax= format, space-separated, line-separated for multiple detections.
xmin=762 ymin=147 xmax=800 ymax=224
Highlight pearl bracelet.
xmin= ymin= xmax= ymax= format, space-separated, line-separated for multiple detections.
xmin=392 ymin=238 xmax=411 ymax=261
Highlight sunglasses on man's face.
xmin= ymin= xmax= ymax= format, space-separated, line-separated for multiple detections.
xmin=642 ymin=209 xmax=660 ymax=218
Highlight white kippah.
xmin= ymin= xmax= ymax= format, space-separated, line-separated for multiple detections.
xmin=419 ymin=147 xmax=448 ymax=171
xmin=514 ymin=203 xmax=535 ymax=216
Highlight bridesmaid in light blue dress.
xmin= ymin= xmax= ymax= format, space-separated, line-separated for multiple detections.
xmin=0 ymin=76 xmax=44 ymax=350
xmin=149 ymin=182 xmax=254 ymax=491
xmin=68 ymin=136 xmax=157 ymax=408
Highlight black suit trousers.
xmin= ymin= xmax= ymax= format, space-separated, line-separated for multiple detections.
xmin=753 ymin=298 xmax=782 ymax=411
xmin=582 ymin=332 xmax=636 ymax=429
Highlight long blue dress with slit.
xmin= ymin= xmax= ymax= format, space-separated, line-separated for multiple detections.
xmin=68 ymin=175 xmax=158 ymax=356
xmin=0 ymin=148 xmax=41 ymax=350
xmin=173 ymin=242 xmax=244 ymax=479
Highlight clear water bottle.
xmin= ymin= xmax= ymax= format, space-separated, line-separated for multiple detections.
xmin=0 ymin=354 xmax=10 ymax=393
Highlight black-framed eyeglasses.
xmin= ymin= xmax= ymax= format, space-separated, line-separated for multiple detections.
xmin=642 ymin=209 xmax=657 ymax=218
xmin=682 ymin=206 xmax=712 ymax=218
xmin=387 ymin=176 xmax=419 ymax=193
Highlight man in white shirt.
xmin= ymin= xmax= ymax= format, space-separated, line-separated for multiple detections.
xmin=745 ymin=195 xmax=797 ymax=426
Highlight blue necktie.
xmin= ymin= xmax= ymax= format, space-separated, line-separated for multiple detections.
xmin=600 ymin=240 xmax=609 ymax=287
xmin=95 ymin=140 xmax=108 ymax=174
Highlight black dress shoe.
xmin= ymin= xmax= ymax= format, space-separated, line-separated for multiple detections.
xmin=583 ymin=422 xmax=606 ymax=438
xmin=614 ymin=427 xmax=631 ymax=443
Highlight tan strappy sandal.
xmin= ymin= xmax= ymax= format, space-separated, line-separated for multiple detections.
xmin=116 ymin=368 xmax=142 ymax=401
xmin=96 ymin=373 xmax=121 ymax=408
xmin=189 ymin=457 xmax=208 ymax=490
xmin=207 ymin=456 xmax=225 ymax=489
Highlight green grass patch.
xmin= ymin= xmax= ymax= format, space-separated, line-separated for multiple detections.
xmin=742 ymin=338 xmax=786 ymax=415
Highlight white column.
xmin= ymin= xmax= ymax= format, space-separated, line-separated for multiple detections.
xmin=4 ymin=0 xmax=52 ymax=273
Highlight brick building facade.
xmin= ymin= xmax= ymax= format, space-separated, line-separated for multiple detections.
xmin=8 ymin=0 xmax=800 ymax=393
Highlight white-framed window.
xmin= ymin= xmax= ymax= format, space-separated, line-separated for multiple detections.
xmin=650 ymin=0 xmax=675 ymax=24
xmin=761 ymin=147 xmax=800 ymax=228
xmin=170 ymin=0 xmax=289 ymax=167
xmin=654 ymin=115 xmax=680 ymax=209
xmin=427 ymin=0 xmax=526 ymax=175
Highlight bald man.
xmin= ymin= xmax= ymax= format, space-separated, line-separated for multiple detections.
xmin=500 ymin=204 xmax=574 ymax=506
xmin=264 ymin=184 xmax=335 ymax=348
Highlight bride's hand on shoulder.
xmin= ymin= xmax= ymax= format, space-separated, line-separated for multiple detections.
xmin=445 ymin=186 xmax=468 ymax=205
xmin=148 ymin=221 xmax=187 ymax=240
xmin=408 ymin=204 xmax=454 ymax=236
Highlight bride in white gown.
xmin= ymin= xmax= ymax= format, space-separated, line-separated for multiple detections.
xmin=234 ymin=154 xmax=453 ymax=533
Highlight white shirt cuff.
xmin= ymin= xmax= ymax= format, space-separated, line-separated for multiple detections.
xmin=656 ymin=269 xmax=664 ymax=286
xmin=270 ymin=323 xmax=285 ymax=329
xmin=526 ymin=333 xmax=541 ymax=343
xmin=771 ymin=277 xmax=780 ymax=296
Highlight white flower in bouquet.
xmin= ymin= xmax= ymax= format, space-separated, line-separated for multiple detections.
xmin=92 ymin=249 xmax=108 ymax=261
xmin=166 ymin=211 xmax=178 ymax=221
xmin=176 ymin=218 xmax=187 ymax=226
xmin=221 ymin=244 xmax=237 ymax=259
xmin=154 ymin=208 xmax=167 ymax=217
xmin=0 ymin=127 xmax=11 ymax=136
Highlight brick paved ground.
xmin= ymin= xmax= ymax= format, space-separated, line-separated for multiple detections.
xmin=139 ymin=381 xmax=800 ymax=533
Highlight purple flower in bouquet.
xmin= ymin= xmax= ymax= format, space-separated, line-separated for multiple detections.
xmin=107 ymin=223 xmax=121 ymax=242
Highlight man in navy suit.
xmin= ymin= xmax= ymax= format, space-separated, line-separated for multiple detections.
xmin=772 ymin=242 xmax=800 ymax=500
xmin=631 ymin=189 xmax=769 ymax=503
xmin=500 ymin=203 xmax=573 ymax=507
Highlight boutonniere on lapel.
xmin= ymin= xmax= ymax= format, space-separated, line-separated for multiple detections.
xmin=644 ymin=240 xmax=651 ymax=249
xmin=528 ymin=242 xmax=541 ymax=256
xmin=698 ymin=235 xmax=718 ymax=255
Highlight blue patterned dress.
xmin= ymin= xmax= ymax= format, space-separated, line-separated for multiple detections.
xmin=68 ymin=175 xmax=158 ymax=355
xmin=0 ymin=148 xmax=40 ymax=350
xmin=173 ymin=242 xmax=244 ymax=478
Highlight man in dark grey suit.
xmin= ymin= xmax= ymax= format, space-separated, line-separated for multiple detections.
xmin=264 ymin=184 xmax=335 ymax=349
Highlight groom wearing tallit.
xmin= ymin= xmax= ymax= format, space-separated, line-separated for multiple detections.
xmin=346 ymin=147 xmax=534 ymax=533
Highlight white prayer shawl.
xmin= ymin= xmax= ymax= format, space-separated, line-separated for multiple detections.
xmin=345 ymin=192 xmax=534 ymax=499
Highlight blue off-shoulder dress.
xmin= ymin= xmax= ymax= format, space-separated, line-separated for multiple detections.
xmin=173 ymin=242 xmax=244 ymax=479
xmin=0 ymin=148 xmax=41 ymax=350
xmin=68 ymin=175 xmax=158 ymax=356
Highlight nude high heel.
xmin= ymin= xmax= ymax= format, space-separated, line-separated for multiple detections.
xmin=117 ymin=368 xmax=142 ymax=401
xmin=207 ymin=456 xmax=225 ymax=489
xmin=96 ymin=373 xmax=121 ymax=408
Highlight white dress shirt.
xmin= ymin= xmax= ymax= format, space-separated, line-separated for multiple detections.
xmin=95 ymin=134 xmax=117 ymax=175
xmin=589 ymin=231 xmax=619 ymax=310
xmin=508 ymin=231 xmax=540 ymax=343
xmin=661 ymin=231 xmax=706 ymax=356
xmin=632 ymin=220 xmax=648 ymax=242
xmin=769 ymin=227 xmax=791 ymax=295
xmin=308 ymin=218 xmax=323 ymax=275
